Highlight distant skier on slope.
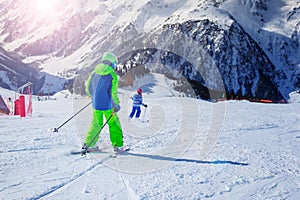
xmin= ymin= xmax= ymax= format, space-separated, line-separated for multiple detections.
xmin=82 ymin=52 xmax=128 ymax=154
xmin=129 ymin=88 xmax=147 ymax=119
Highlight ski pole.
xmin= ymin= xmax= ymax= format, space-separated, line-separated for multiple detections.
xmin=53 ymin=101 xmax=92 ymax=132
xmin=142 ymin=106 xmax=147 ymax=121
xmin=82 ymin=113 xmax=114 ymax=155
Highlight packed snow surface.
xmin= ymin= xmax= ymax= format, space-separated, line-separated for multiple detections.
xmin=1 ymin=74 xmax=300 ymax=199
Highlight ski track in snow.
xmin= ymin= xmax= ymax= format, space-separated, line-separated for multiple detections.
xmin=31 ymin=157 xmax=112 ymax=200
xmin=1 ymin=77 xmax=300 ymax=199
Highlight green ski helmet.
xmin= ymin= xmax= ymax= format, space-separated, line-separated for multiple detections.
xmin=101 ymin=52 xmax=118 ymax=69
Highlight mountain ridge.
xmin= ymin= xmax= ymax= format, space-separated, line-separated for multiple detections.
xmin=0 ymin=0 xmax=299 ymax=99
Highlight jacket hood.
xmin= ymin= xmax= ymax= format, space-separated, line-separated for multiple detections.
xmin=95 ymin=63 xmax=114 ymax=75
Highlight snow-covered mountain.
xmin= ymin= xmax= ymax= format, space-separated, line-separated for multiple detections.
xmin=0 ymin=46 xmax=40 ymax=91
xmin=0 ymin=46 xmax=68 ymax=95
xmin=0 ymin=0 xmax=299 ymax=99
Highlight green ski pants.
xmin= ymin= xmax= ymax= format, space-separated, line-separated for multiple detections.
xmin=84 ymin=109 xmax=123 ymax=147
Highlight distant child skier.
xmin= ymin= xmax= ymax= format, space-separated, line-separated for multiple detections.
xmin=129 ymin=88 xmax=147 ymax=119
xmin=82 ymin=52 xmax=128 ymax=154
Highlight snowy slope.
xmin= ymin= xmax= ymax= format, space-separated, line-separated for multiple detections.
xmin=0 ymin=0 xmax=195 ymax=75
xmin=1 ymin=74 xmax=300 ymax=199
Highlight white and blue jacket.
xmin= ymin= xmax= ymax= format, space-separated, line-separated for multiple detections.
xmin=131 ymin=93 xmax=144 ymax=107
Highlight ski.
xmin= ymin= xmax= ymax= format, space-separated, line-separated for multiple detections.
xmin=70 ymin=145 xmax=113 ymax=155
xmin=70 ymin=148 xmax=109 ymax=155
xmin=70 ymin=146 xmax=130 ymax=156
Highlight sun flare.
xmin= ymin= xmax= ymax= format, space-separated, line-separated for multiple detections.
xmin=34 ymin=0 xmax=58 ymax=15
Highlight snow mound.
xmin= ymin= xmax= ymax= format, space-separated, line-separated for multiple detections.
xmin=289 ymin=91 xmax=300 ymax=103
xmin=0 ymin=87 xmax=15 ymax=99
xmin=121 ymin=73 xmax=182 ymax=98
xmin=52 ymin=90 xmax=72 ymax=100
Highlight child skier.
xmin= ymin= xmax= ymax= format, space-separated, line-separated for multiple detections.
xmin=82 ymin=52 xmax=127 ymax=154
xmin=129 ymin=88 xmax=147 ymax=119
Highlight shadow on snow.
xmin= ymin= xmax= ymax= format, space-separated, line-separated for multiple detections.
xmin=125 ymin=152 xmax=249 ymax=166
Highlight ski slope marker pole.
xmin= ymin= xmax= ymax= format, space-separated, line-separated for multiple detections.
xmin=53 ymin=101 xmax=92 ymax=132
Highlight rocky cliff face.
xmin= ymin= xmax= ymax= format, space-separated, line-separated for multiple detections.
xmin=0 ymin=46 xmax=42 ymax=93
xmin=222 ymin=0 xmax=300 ymax=99
xmin=113 ymin=17 xmax=284 ymax=100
